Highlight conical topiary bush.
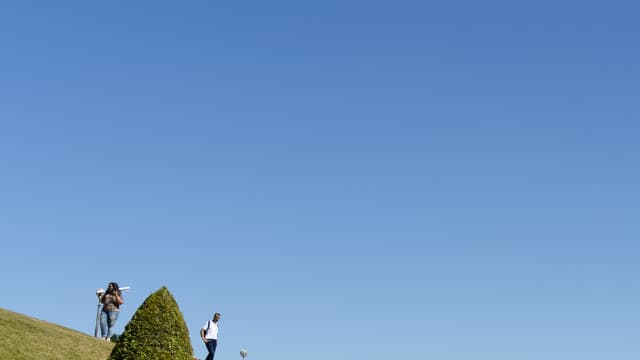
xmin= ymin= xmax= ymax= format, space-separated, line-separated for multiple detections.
xmin=109 ymin=286 xmax=193 ymax=360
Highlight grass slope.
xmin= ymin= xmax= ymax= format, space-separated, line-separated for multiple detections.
xmin=0 ymin=308 xmax=114 ymax=360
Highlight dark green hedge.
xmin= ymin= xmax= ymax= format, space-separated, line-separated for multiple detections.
xmin=109 ymin=287 xmax=193 ymax=360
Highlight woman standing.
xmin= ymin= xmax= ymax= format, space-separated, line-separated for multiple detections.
xmin=98 ymin=282 xmax=124 ymax=341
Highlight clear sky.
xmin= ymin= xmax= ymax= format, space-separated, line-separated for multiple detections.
xmin=1 ymin=1 xmax=638 ymax=359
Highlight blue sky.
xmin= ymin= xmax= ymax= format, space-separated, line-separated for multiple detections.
xmin=1 ymin=1 xmax=638 ymax=359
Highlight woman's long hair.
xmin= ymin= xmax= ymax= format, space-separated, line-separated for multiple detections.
xmin=108 ymin=282 xmax=120 ymax=295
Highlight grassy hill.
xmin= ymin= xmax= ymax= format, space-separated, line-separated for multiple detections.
xmin=0 ymin=308 xmax=114 ymax=360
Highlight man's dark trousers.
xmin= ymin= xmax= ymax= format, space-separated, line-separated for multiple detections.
xmin=205 ymin=339 xmax=217 ymax=360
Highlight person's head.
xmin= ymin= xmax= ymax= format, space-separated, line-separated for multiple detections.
xmin=107 ymin=282 xmax=120 ymax=294
xmin=213 ymin=313 xmax=221 ymax=322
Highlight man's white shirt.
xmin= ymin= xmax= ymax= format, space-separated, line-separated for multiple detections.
xmin=202 ymin=321 xmax=219 ymax=340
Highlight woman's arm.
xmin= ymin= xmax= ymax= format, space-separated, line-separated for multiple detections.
xmin=115 ymin=292 xmax=124 ymax=305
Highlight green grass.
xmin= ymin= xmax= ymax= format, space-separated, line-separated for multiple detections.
xmin=0 ymin=307 xmax=114 ymax=360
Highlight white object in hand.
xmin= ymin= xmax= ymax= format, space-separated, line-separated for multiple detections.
xmin=96 ymin=286 xmax=129 ymax=295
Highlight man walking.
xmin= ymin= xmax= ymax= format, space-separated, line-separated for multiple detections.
xmin=201 ymin=313 xmax=221 ymax=360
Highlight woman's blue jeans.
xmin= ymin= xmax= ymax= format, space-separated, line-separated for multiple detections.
xmin=100 ymin=310 xmax=119 ymax=338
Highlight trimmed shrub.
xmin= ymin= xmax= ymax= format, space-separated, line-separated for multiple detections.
xmin=109 ymin=334 xmax=121 ymax=343
xmin=109 ymin=286 xmax=193 ymax=360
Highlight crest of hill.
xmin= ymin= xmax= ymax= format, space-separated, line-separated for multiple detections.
xmin=0 ymin=307 xmax=113 ymax=360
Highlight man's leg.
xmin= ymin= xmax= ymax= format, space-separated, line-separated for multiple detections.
xmin=205 ymin=339 xmax=217 ymax=360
